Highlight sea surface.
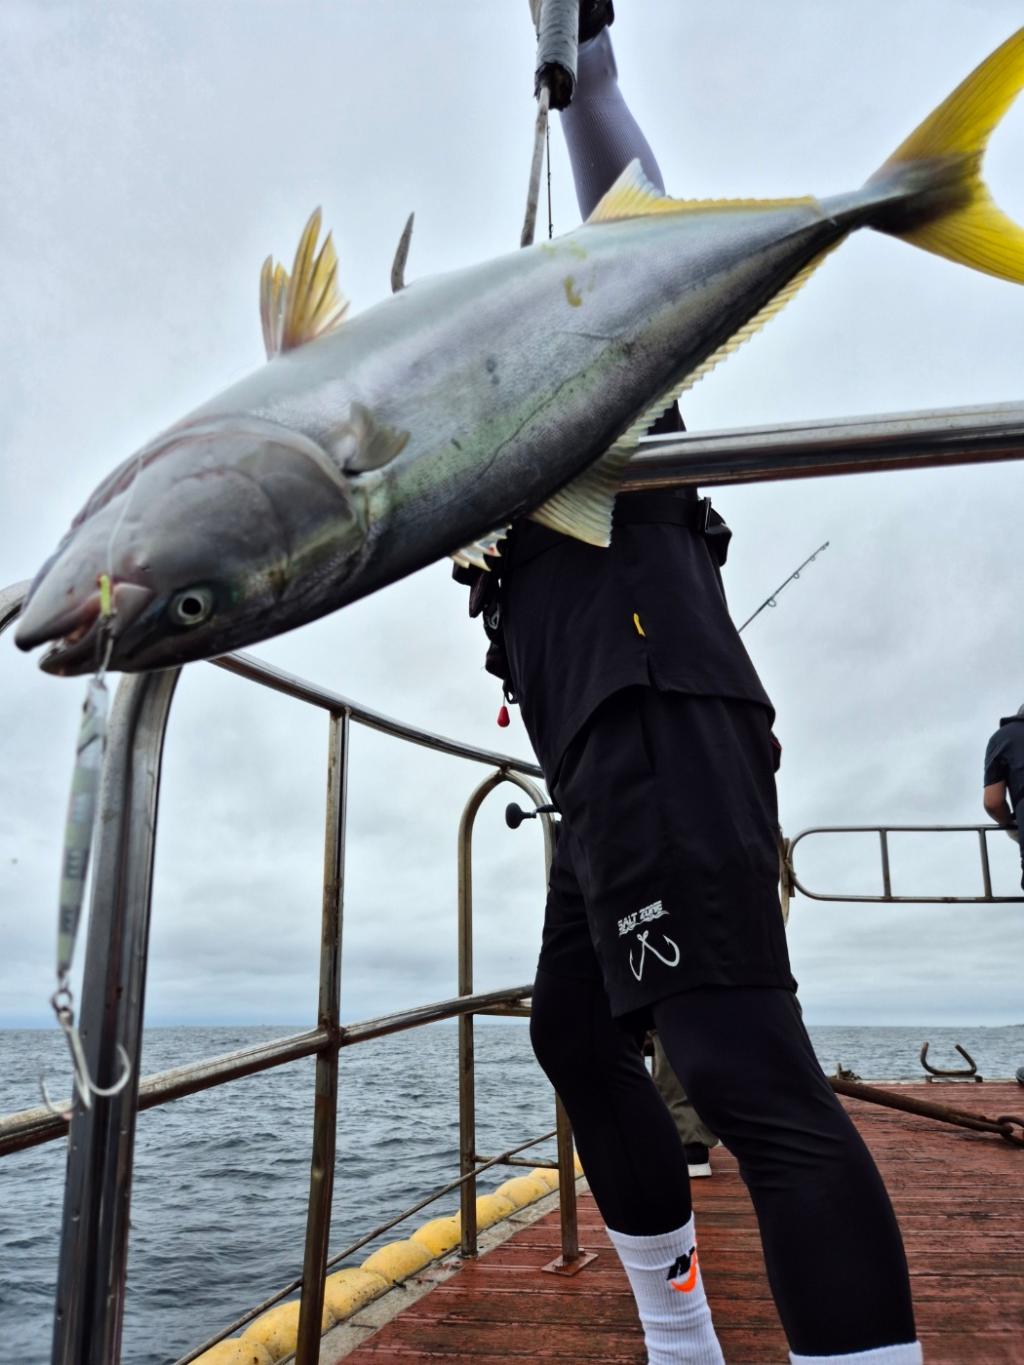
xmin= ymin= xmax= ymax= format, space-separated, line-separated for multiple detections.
xmin=1 ymin=1021 xmax=1022 ymax=1364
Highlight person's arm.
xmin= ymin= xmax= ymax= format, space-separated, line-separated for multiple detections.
xmin=559 ymin=17 xmax=666 ymax=219
xmin=983 ymin=779 xmax=1018 ymax=841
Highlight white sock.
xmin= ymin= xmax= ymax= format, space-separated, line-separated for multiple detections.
xmin=790 ymin=1342 xmax=923 ymax=1364
xmin=606 ymin=1215 xmax=724 ymax=1365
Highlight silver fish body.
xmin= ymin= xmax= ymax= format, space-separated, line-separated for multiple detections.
xmin=15 ymin=26 xmax=1024 ymax=674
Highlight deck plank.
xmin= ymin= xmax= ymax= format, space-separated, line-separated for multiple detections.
xmin=330 ymin=1081 xmax=1024 ymax=1363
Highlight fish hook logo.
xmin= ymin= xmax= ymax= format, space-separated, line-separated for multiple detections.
xmin=628 ymin=928 xmax=681 ymax=981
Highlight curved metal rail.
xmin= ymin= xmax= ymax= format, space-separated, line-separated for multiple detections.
xmin=787 ymin=824 xmax=1024 ymax=903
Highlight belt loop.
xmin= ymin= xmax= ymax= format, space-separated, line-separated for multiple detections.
xmin=697 ymin=497 xmax=712 ymax=534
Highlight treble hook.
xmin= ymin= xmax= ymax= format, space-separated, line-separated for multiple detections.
xmin=39 ymin=988 xmax=132 ymax=1118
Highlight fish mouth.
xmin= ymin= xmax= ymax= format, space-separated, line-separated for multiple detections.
xmin=16 ymin=581 xmax=155 ymax=676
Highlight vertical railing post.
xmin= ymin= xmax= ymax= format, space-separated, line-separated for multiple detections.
xmin=51 ymin=666 xmax=181 ymax=1365
xmin=554 ymin=1096 xmax=579 ymax=1260
xmin=296 ymin=709 xmax=349 ymax=1363
xmin=978 ymin=828 xmax=994 ymax=899
xmin=879 ymin=829 xmax=892 ymax=899
xmin=456 ymin=769 xmax=552 ymax=1257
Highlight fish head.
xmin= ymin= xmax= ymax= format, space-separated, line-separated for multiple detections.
xmin=16 ymin=417 xmax=367 ymax=674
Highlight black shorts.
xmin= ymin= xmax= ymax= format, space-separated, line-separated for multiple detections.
xmin=538 ymin=687 xmax=795 ymax=1018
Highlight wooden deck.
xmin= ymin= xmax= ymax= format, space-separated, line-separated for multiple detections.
xmin=331 ymin=1081 xmax=1024 ymax=1363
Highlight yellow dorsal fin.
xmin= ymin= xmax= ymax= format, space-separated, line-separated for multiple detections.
xmin=586 ymin=159 xmax=816 ymax=225
xmin=260 ymin=209 xmax=350 ymax=358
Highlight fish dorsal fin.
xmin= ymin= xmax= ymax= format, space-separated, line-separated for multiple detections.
xmin=260 ymin=208 xmax=350 ymax=358
xmin=527 ymin=241 xmax=838 ymax=548
xmin=587 ymin=158 xmax=816 ymax=224
xmin=526 ymin=441 xmax=636 ymax=548
xmin=332 ymin=401 xmax=410 ymax=473
xmin=450 ymin=526 xmax=509 ymax=571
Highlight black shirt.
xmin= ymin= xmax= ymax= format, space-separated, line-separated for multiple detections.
xmin=983 ymin=715 xmax=1024 ymax=819
xmin=500 ymin=491 xmax=774 ymax=778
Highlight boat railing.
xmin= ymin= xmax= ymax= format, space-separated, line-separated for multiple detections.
xmin=786 ymin=824 xmax=1024 ymax=903
xmin=0 ymin=578 xmax=574 ymax=1365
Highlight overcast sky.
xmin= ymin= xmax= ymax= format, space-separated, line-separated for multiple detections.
xmin=2 ymin=0 xmax=1023 ymax=1039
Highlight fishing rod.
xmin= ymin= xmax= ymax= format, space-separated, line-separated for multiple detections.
xmin=738 ymin=541 xmax=830 ymax=634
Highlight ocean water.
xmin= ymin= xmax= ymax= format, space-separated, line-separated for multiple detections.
xmin=1 ymin=1020 xmax=1022 ymax=1364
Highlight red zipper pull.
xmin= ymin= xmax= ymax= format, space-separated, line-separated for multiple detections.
xmin=497 ymin=704 xmax=510 ymax=728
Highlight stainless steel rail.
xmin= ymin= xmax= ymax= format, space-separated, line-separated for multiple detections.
xmin=214 ymin=651 xmax=544 ymax=775
xmin=788 ymin=824 xmax=1024 ymax=903
xmin=624 ymin=401 xmax=1024 ymax=490
xmin=0 ymin=582 xmax=561 ymax=1365
xmin=45 ymin=664 xmax=182 ymax=1365
xmin=457 ymin=769 xmax=555 ymax=1260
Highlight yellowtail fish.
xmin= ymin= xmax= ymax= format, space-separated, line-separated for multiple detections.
xmin=15 ymin=29 xmax=1024 ymax=676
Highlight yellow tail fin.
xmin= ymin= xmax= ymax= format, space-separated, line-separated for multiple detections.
xmin=871 ymin=27 xmax=1024 ymax=284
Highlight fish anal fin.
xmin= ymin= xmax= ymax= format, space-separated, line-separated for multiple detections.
xmin=526 ymin=442 xmax=636 ymax=548
xmin=331 ymin=401 xmax=410 ymax=473
xmin=586 ymin=159 xmax=816 ymax=225
xmin=260 ymin=208 xmax=350 ymax=359
xmin=450 ymin=527 xmax=509 ymax=571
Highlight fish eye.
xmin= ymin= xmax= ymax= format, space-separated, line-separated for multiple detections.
xmin=168 ymin=586 xmax=214 ymax=627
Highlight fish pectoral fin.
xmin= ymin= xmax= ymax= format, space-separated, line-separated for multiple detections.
xmin=586 ymin=158 xmax=815 ymax=224
xmin=260 ymin=208 xmax=350 ymax=358
xmin=450 ymin=526 xmax=509 ymax=571
xmin=331 ymin=402 xmax=410 ymax=473
xmin=527 ymin=442 xmax=635 ymax=548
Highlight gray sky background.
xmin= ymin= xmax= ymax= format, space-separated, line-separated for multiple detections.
xmin=2 ymin=0 xmax=1023 ymax=1033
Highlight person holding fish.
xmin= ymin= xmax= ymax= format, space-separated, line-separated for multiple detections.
xmin=486 ymin=4 xmax=928 ymax=1362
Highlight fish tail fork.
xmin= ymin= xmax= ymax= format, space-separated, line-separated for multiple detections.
xmin=867 ymin=27 xmax=1024 ymax=284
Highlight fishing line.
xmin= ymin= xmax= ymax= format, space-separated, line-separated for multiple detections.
xmin=546 ymin=120 xmax=554 ymax=240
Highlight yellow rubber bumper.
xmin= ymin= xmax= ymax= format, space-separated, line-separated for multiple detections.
xmin=474 ymin=1192 xmax=516 ymax=1228
xmin=361 ymin=1237 xmax=433 ymax=1285
xmin=410 ymin=1214 xmax=462 ymax=1257
xmin=494 ymin=1173 xmax=553 ymax=1208
xmin=529 ymin=1165 xmax=560 ymax=1191
xmin=323 ymin=1267 xmax=389 ymax=1318
xmin=192 ymin=1343 xmax=273 ymax=1365
xmin=241 ymin=1300 xmax=334 ymax=1361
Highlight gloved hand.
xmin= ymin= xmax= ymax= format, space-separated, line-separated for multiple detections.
xmin=579 ymin=0 xmax=614 ymax=41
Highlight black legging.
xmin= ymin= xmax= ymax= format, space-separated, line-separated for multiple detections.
xmin=530 ymin=970 xmax=917 ymax=1358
